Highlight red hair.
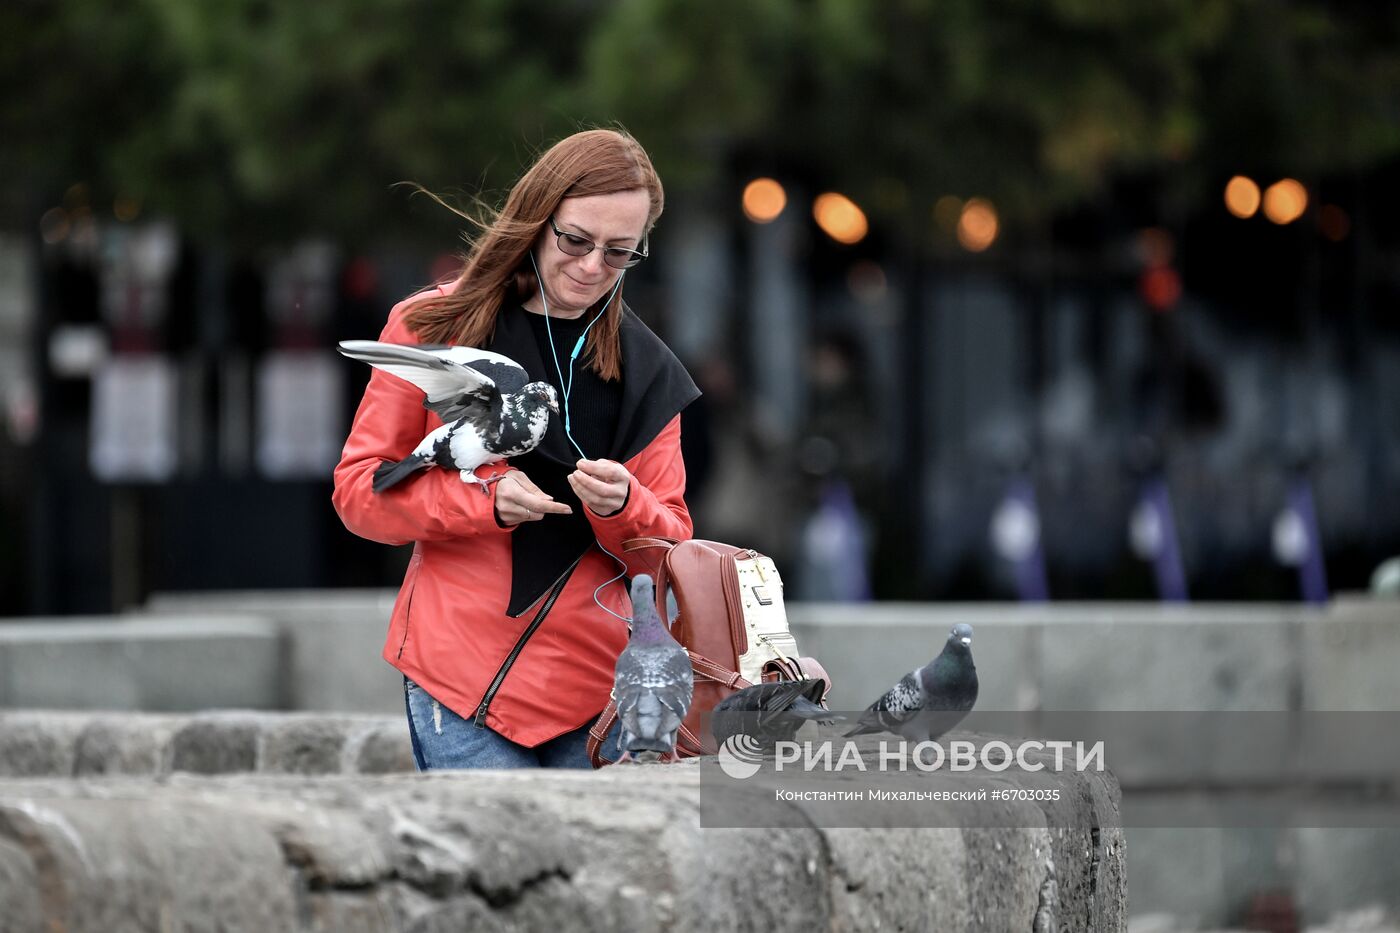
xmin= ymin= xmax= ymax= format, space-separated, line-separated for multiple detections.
xmin=402 ymin=129 xmax=664 ymax=381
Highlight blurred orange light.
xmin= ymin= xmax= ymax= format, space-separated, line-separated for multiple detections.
xmin=1263 ymin=179 xmax=1308 ymax=225
xmin=812 ymin=192 xmax=868 ymax=245
xmin=957 ymin=198 xmax=998 ymax=252
xmin=1319 ymin=204 xmax=1350 ymax=242
xmin=742 ymin=178 xmax=787 ymax=223
xmin=1224 ymin=176 xmax=1261 ymax=218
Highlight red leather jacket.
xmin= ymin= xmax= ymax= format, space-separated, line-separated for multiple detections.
xmin=333 ymin=292 xmax=693 ymax=746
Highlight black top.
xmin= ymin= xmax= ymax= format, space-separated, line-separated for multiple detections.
xmin=483 ymin=302 xmax=700 ymax=616
xmin=523 ymin=309 xmax=623 ymax=462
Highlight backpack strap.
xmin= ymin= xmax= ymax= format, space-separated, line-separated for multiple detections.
xmin=621 ymin=536 xmax=680 ymax=552
xmin=688 ymin=651 xmax=752 ymax=690
xmin=762 ymin=656 xmax=834 ymax=705
xmin=587 ymin=700 xmax=620 ymax=769
xmin=674 ymin=721 xmax=707 ymax=758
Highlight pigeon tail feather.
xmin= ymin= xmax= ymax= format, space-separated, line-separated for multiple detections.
xmin=373 ymin=454 xmax=429 ymax=493
xmin=789 ymin=696 xmax=843 ymax=722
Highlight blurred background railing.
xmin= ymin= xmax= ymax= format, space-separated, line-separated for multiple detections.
xmin=2 ymin=1 xmax=1399 ymax=615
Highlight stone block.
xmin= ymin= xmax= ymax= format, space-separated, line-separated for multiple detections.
xmin=0 ymin=617 xmax=283 ymax=711
xmin=0 ymin=792 xmax=299 ymax=932
xmin=0 ymin=712 xmax=86 ymax=777
xmin=258 ymin=715 xmax=355 ymax=774
xmin=169 ymin=712 xmax=262 ymax=773
xmin=257 ymin=714 xmax=412 ymax=774
xmin=1303 ymin=598 xmax=1400 ymax=710
xmin=144 ymin=590 xmax=401 ymax=713
xmin=1035 ymin=605 xmax=1309 ymax=712
xmin=72 ymin=714 xmax=180 ymax=776
xmin=349 ymin=720 xmax=416 ymax=774
xmin=789 ymin=604 xmax=1040 ymax=712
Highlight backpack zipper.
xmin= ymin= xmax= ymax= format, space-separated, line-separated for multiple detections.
xmin=724 ymin=553 xmax=747 ymax=654
xmin=474 ymin=556 xmax=581 ymax=727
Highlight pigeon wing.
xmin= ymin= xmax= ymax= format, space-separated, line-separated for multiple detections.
xmin=846 ymin=670 xmax=926 ymax=736
xmin=615 ymin=644 xmax=693 ymax=743
xmin=656 ymin=645 xmax=696 ymax=725
xmin=754 ymin=681 xmax=812 ymax=731
xmin=338 ymin=341 xmax=525 ymax=423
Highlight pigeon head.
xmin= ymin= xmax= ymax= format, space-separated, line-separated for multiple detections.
xmin=945 ymin=623 xmax=974 ymax=654
xmin=523 ymin=381 xmax=560 ymax=414
xmin=628 ymin=575 xmax=666 ymax=639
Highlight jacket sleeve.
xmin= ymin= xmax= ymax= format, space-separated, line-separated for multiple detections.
xmin=332 ymin=305 xmax=513 ymax=546
xmin=585 ymin=414 xmax=693 ymax=575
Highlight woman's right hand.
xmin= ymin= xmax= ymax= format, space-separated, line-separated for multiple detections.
xmin=493 ymin=470 xmax=573 ymax=526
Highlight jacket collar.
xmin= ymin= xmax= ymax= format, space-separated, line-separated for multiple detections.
xmin=485 ymin=302 xmax=699 ymax=616
xmin=489 ymin=302 xmax=699 ymax=467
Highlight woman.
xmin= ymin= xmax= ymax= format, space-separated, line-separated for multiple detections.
xmin=333 ymin=129 xmax=699 ymax=769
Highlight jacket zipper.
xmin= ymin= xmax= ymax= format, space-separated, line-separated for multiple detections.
xmin=396 ymin=553 xmax=422 ymax=659
xmin=474 ymin=557 xmax=581 ymax=727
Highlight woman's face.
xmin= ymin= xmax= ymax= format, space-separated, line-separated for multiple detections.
xmin=528 ymin=189 xmax=651 ymax=318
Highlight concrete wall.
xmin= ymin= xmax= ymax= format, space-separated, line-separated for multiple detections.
xmin=789 ymin=602 xmax=1326 ymax=713
xmin=142 ymin=590 xmax=400 ymax=713
xmin=0 ymin=616 xmax=285 ymax=710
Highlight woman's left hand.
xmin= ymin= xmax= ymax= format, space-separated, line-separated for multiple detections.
xmin=569 ymin=459 xmax=632 ymax=517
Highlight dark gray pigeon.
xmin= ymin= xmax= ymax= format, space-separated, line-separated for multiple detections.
xmin=845 ymin=623 xmax=978 ymax=742
xmin=711 ymin=679 xmax=843 ymax=751
xmin=338 ymin=340 xmax=559 ymax=494
xmin=614 ymin=575 xmax=694 ymax=763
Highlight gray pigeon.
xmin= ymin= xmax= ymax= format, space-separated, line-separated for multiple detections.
xmin=711 ymin=679 xmax=843 ymax=751
xmin=845 ymin=623 xmax=978 ymax=742
xmin=614 ymin=575 xmax=694 ymax=763
xmin=338 ymin=340 xmax=559 ymax=494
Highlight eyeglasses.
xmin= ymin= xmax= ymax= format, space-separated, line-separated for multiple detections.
xmin=548 ymin=216 xmax=649 ymax=270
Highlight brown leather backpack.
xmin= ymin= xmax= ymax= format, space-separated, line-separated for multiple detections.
xmin=587 ymin=537 xmax=831 ymax=767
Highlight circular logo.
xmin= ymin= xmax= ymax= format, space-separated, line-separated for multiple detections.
xmin=716 ymin=734 xmax=765 ymax=780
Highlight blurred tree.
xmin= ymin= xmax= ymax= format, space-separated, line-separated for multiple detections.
xmin=3 ymin=0 xmax=1398 ymax=243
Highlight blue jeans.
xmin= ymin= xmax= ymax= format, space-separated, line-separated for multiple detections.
xmin=404 ymin=677 xmax=621 ymax=770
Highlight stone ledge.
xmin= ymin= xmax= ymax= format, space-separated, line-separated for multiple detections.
xmin=0 ymin=752 xmax=1124 ymax=932
xmin=0 ymin=711 xmax=413 ymax=778
xmin=0 ymin=616 xmax=284 ymax=711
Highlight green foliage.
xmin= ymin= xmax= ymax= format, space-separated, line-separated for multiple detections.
xmin=3 ymin=0 xmax=1397 ymax=243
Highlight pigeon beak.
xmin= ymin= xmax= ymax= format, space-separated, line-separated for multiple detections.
xmin=960 ymin=636 xmax=972 ymax=647
xmin=547 ymin=395 xmax=560 ymax=414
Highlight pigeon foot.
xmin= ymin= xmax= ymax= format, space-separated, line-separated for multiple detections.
xmin=461 ymin=470 xmax=508 ymax=496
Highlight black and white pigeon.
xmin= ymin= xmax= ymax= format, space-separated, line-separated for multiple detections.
xmin=614 ymin=575 xmax=694 ymax=763
xmin=711 ymin=679 xmax=844 ymax=751
xmin=337 ymin=340 xmax=559 ymax=494
xmin=845 ymin=623 xmax=978 ymax=743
